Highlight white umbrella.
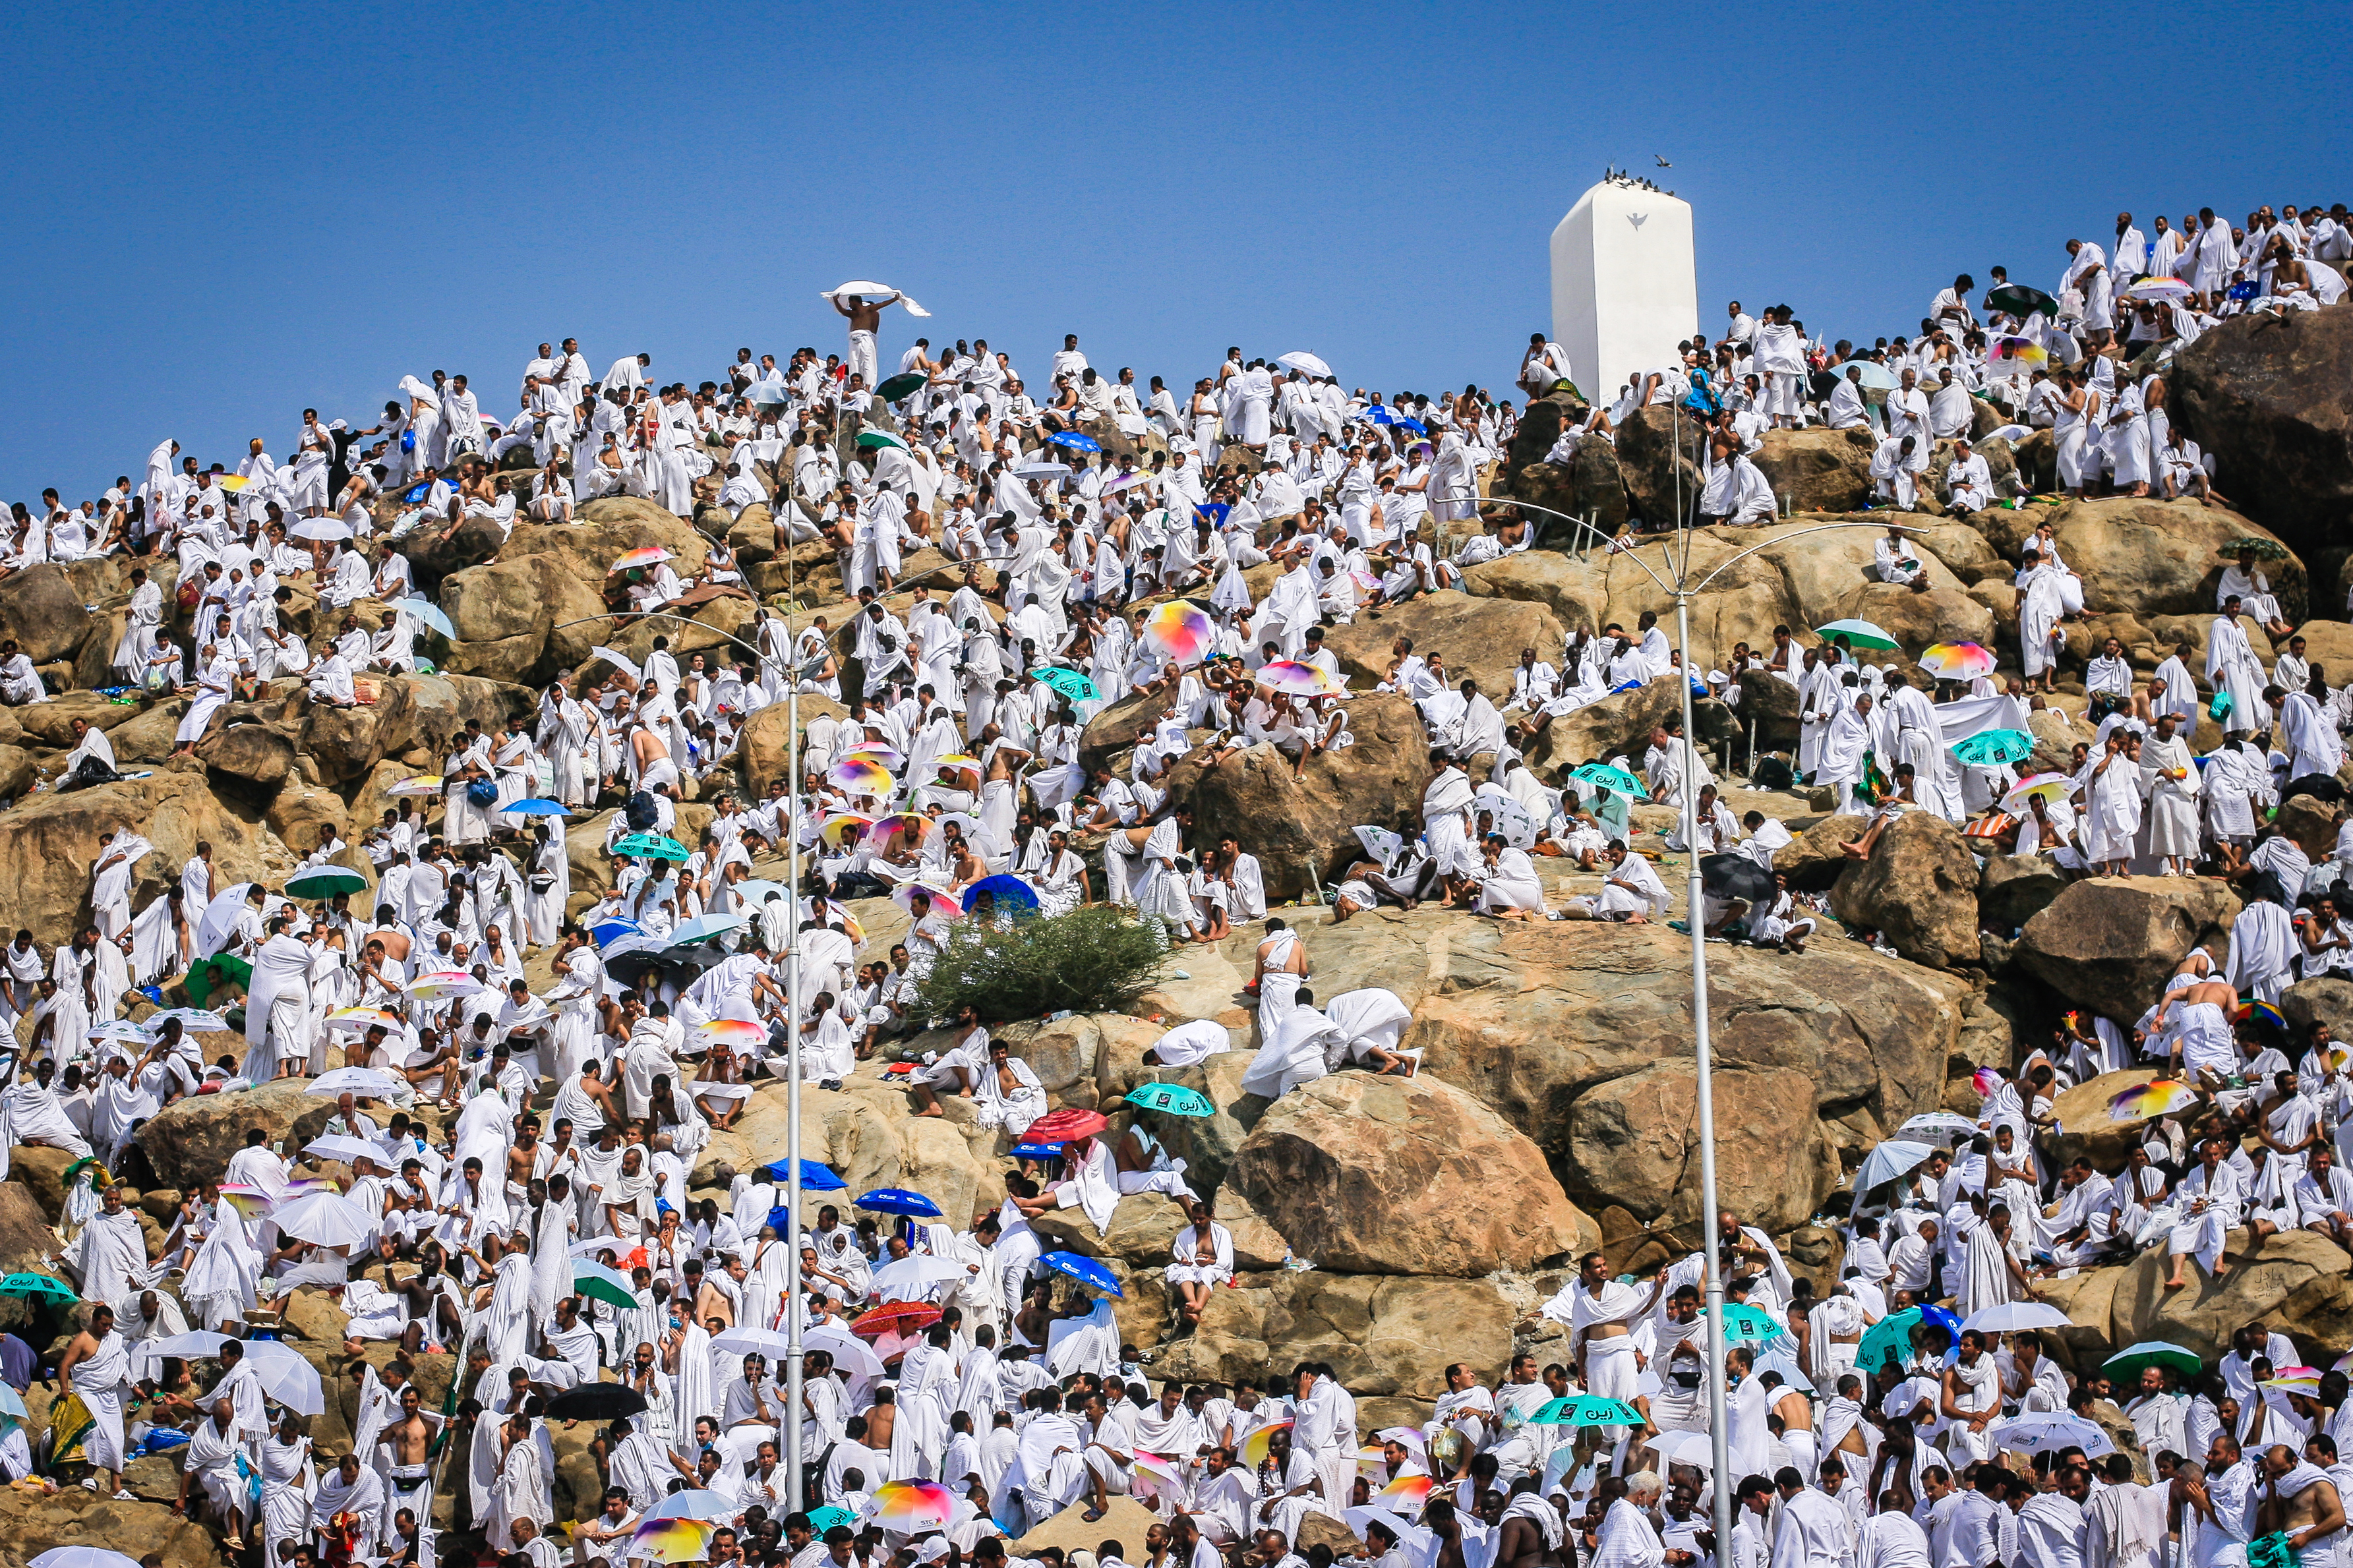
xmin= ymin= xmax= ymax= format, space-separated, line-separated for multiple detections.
xmin=1850 ymin=1140 xmax=1936 ymax=1212
xmin=1960 ymin=1301 xmax=2074 ymax=1335
xmin=1340 ymin=1507 xmax=1431 ymax=1549
xmin=303 ymin=1134 xmax=384 ymax=1167
xmin=194 ymin=883 xmax=255 ymax=958
xmin=868 ymin=1254 xmax=970 ymax=1299
xmin=804 ymin=1325 xmax=886 ymax=1381
xmin=30 ymin=1550 xmax=145 ymax=1568
xmin=305 ymin=1067 xmax=403 ymax=1098
xmin=587 ymin=645 xmax=643 ymax=681
xmin=1353 ymin=825 xmax=1406 ymax=865
xmin=709 ymin=1327 xmax=797 ymax=1361
xmin=1013 ymin=461 xmax=1071 ymax=480
xmin=1897 ymin=1112 xmax=1981 ymax=1145
xmin=1985 ymin=1414 xmax=2115 ymax=1457
xmin=289 ymin=519 xmax=352 ymax=542
xmin=241 ymin=1338 xmax=327 ymax=1416
xmin=643 ymin=1490 xmax=737 ymax=1522
xmin=139 ymin=1330 xmax=231 ymax=1360
xmin=270 ymin=1190 xmax=374 ymax=1248
xmin=818 ymin=281 xmax=931 ymax=318
xmin=1649 ymin=1430 xmax=1716 ymax=1470
xmin=1750 ymin=1346 xmax=1815 ymax=1394
xmin=1277 ymin=351 xmax=1332 ymax=378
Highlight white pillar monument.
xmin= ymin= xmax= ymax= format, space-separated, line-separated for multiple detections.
xmin=1550 ymin=173 xmax=1698 ymax=406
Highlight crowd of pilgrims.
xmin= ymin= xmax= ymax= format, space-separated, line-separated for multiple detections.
xmin=0 ymin=202 xmax=2340 ymax=1567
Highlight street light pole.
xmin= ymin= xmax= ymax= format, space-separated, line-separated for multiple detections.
xmin=783 ymin=533 xmax=805 ymax=1506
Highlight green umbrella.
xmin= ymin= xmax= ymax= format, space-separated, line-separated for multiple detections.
xmin=613 ymin=833 xmax=691 ymax=862
xmin=1710 ymin=1303 xmax=1784 ymax=1347
xmin=856 ymin=429 xmax=911 ymax=451
xmin=1126 ymin=1083 xmax=1214 ymax=1118
xmin=1950 ymin=729 xmax=2034 ymax=768
xmin=285 ymin=866 xmax=369 ymax=900
xmin=1030 ymin=667 xmax=1099 ymax=703
xmin=1528 ymin=1395 xmax=1644 ymax=1427
xmin=0 ymin=1273 xmax=78 ymax=1305
xmin=1854 ymin=1305 xmax=1961 ymax=1371
xmin=1569 ymin=763 xmax=1650 ymax=800
xmin=1815 ymin=618 xmax=1901 ymax=652
xmin=876 ymin=372 xmax=929 ymax=403
xmin=186 ymin=953 xmax=252 ymax=1010
xmin=574 ymin=1262 xmax=638 ymax=1311
xmin=2103 ymin=1341 xmax=2203 ymax=1385
xmin=2221 ymin=537 xmax=2290 ymax=561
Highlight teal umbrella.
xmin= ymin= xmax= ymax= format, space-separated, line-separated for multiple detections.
xmin=0 ymin=1273 xmax=76 ymax=1305
xmin=1857 ymin=1308 xmax=1923 ymax=1372
xmin=1828 ymin=361 xmax=1901 ymax=391
xmin=807 ymin=1506 xmax=858 ymax=1533
xmin=1950 ymin=729 xmax=2034 ymax=767
xmin=1710 ymin=1303 xmax=1785 ymax=1347
xmin=1126 ymin=1083 xmax=1214 ymax=1117
xmin=1030 ymin=667 xmax=1098 ymax=703
xmin=1528 ymin=1395 xmax=1644 ymax=1427
xmin=613 ymin=833 xmax=691 ymax=862
xmin=1570 ymin=763 xmax=1650 ymax=800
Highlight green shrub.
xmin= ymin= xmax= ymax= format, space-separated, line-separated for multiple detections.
xmin=910 ymin=904 xmax=1168 ymax=1025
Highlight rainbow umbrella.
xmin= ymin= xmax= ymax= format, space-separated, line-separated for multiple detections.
xmin=1240 ymin=1420 xmax=1294 ymax=1467
xmin=1985 ymin=335 xmax=2049 ymax=378
xmin=1971 ymin=1067 xmax=2003 ymax=1097
xmin=626 ymin=1517 xmax=714 ymax=1563
xmin=2124 ymin=277 xmax=2195 ymax=303
xmin=933 ymin=754 xmax=984 ymax=783
xmin=891 ymin=882 xmax=962 ymax=919
xmin=1374 ymin=1474 xmax=1435 ymax=1511
xmin=697 ymin=1020 xmax=767 ymax=1052
xmin=217 ymin=1184 xmax=275 ymax=1221
xmin=609 ymin=546 xmax=674 ymax=573
xmin=405 ymin=970 xmax=484 ymax=1000
xmin=870 ymin=811 xmax=932 ymax=845
xmin=384 ymin=774 xmax=443 ymax=798
xmin=868 ymin=1480 xmax=955 ymax=1532
xmin=843 ymin=743 xmax=906 ymax=770
xmin=2000 ymin=773 xmax=2071 ymax=813
xmin=819 ymin=813 xmax=876 ymax=850
xmin=2237 ymin=1001 xmax=2288 ymax=1030
xmin=324 ymin=1006 xmax=403 ymax=1033
xmin=829 ymin=759 xmax=896 ymax=796
xmin=1921 ymin=642 xmax=1996 ymax=681
xmin=2261 ymin=1366 xmax=2323 ymax=1393
xmin=1145 ymin=600 xmax=1216 ymax=665
xmin=1257 ymin=660 xmax=1345 ymax=697
xmin=1131 ymin=1450 xmax=1182 ymax=1498
xmin=2108 ymin=1080 xmax=2201 ymax=1122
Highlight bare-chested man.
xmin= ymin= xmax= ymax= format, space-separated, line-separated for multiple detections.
xmin=831 ymin=291 xmax=901 ymax=386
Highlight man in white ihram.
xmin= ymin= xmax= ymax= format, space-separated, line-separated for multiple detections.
xmin=1545 ymin=1252 xmax=1655 ymax=1442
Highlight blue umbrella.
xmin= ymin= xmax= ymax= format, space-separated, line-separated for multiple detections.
xmin=669 ymin=912 xmax=745 ymax=946
xmin=502 ymin=798 xmax=571 ymax=817
xmin=963 ymin=874 xmax=1040 ymax=914
xmin=1040 ymin=1250 xmax=1123 ymax=1298
xmin=1046 ymin=430 xmax=1102 ymax=454
xmin=591 ymin=917 xmax=643 ymax=948
xmin=1394 ymin=417 xmax=1429 ymax=434
xmin=1950 ymin=728 xmax=2034 ymax=767
xmin=1009 ymin=1141 xmax=1066 ymax=1161
xmin=1192 ymin=502 xmax=1231 ymax=528
xmin=761 ymin=1159 xmax=846 ymax=1191
xmin=854 ymin=1188 xmax=943 ymax=1219
xmin=394 ymin=596 xmax=456 ymax=639
xmin=1364 ymin=405 xmax=1397 ymax=425
xmin=1830 ymin=360 xmax=1901 ymax=391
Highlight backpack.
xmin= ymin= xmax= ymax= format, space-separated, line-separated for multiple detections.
xmin=624 ymin=790 xmax=659 ymax=832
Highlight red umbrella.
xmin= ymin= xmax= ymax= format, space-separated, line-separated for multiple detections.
xmin=851 ymin=1301 xmax=944 ymax=1339
xmin=1027 ymin=1108 xmax=1110 ymax=1144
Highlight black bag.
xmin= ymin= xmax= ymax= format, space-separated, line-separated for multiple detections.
xmin=55 ymin=757 xmax=121 ymax=794
xmin=1750 ymin=755 xmax=1795 ymax=790
xmin=624 ymin=790 xmax=659 ymax=831
xmin=804 ymin=1441 xmax=836 ymax=1509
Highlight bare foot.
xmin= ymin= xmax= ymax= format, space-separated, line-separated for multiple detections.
xmin=1838 ymin=842 xmax=1868 ymax=858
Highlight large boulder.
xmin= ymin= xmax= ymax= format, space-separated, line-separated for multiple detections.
xmin=440 ymin=551 xmax=612 ymax=684
xmin=734 ymin=694 xmax=848 ymax=797
xmin=2025 ymin=498 xmax=2304 ymax=623
xmin=195 ymin=719 xmax=296 ymax=790
xmin=1298 ymin=909 xmax=1964 ymax=1235
xmin=1160 ymin=693 xmax=1428 ymax=900
xmin=300 ymin=676 xmax=417 ymax=786
xmin=0 ymin=558 xmax=128 ymax=664
xmin=1321 ymin=590 xmax=1564 ymax=706
xmin=0 ymin=772 xmax=276 ymax=939
xmin=129 ymin=1079 xmax=331 ymax=1192
xmin=2172 ymin=307 xmax=2353 ymax=560
xmin=1828 ymin=810 xmax=1982 ymax=970
xmin=1978 ymin=854 xmax=2071 ymax=934
xmin=390 ymin=507 xmax=507 ymax=583
xmin=0 ymin=1484 xmax=227 ymax=1568
xmin=2108 ymin=1225 xmax=2353 ymax=1362
xmin=1754 ymin=426 xmax=1878 ymax=514
xmin=1151 ymin=1271 xmax=1513 ymax=1402
xmin=1228 ymin=1072 xmax=1584 ymax=1276
xmin=1613 ymin=407 xmax=1708 ymax=527
xmin=2017 ymin=877 xmax=2242 ymax=1024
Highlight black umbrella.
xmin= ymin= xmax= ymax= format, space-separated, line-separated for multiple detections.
xmin=545 ymin=1383 xmax=649 ymax=1422
xmin=1700 ymin=854 xmax=1775 ymax=903
xmin=1986 ymin=284 xmax=2058 ymax=319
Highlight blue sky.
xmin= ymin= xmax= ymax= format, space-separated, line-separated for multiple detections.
xmin=3 ymin=1 xmax=2335 ymax=504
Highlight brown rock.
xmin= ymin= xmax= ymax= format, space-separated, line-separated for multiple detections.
xmin=1828 ymin=810 xmax=1983 ymax=969
xmin=301 ymin=675 xmax=416 ymax=786
xmin=2283 ymin=976 xmax=2353 ymax=1040
xmin=1614 ymin=407 xmax=1708 ymax=527
xmin=1322 ymin=589 xmax=1564 ymax=708
xmin=0 ymin=1483 xmax=229 ymax=1568
xmin=2017 ymin=877 xmax=2242 ymax=1023
xmin=1151 ymin=1271 xmax=1512 ymax=1402
xmin=1028 ymin=1195 xmax=1188 ymax=1265
xmin=2277 ymin=793 xmax=2342 ymax=857
xmin=195 ymin=720 xmax=295 ymax=788
xmin=2172 ymin=306 xmax=2353 ymax=560
xmin=0 ymin=772 xmax=278 ymax=942
xmin=2108 ymin=1225 xmax=2353 ymax=1362
xmin=2046 ymin=1069 xmax=2168 ymax=1173
xmin=1160 ymin=693 xmax=1429 ymax=901
xmin=1753 ymin=426 xmax=1878 ymax=514
xmin=440 ymin=551 xmax=612 ymax=684
xmin=0 ymin=559 xmax=129 ymax=665
xmin=1228 ymin=1072 xmax=1584 ymax=1276
xmin=129 ymin=1079 xmax=330 ymax=1192
xmin=2042 ymin=497 xmax=2303 ymax=623
xmin=734 ymin=693 xmax=848 ymax=798
xmin=1978 ymin=854 xmax=2071 ymax=933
